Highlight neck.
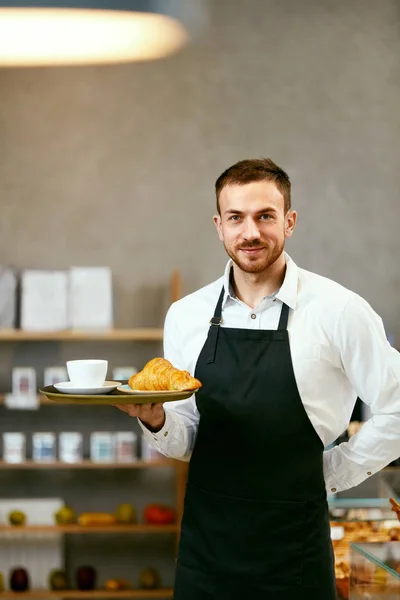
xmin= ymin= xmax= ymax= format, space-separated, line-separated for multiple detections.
xmin=231 ymin=253 xmax=286 ymax=309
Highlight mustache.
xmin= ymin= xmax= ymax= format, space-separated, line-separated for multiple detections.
xmin=239 ymin=242 xmax=264 ymax=249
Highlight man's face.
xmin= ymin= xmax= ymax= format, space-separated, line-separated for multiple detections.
xmin=213 ymin=181 xmax=296 ymax=274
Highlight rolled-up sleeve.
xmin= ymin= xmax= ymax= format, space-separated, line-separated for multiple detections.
xmin=323 ymin=293 xmax=400 ymax=493
xmin=138 ymin=302 xmax=200 ymax=460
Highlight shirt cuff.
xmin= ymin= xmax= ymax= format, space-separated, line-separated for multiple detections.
xmin=138 ymin=409 xmax=175 ymax=449
xmin=323 ymin=446 xmax=383 ymax=494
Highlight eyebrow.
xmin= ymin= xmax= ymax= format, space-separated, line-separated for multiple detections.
xmin=225 ymin=208 xmax=278 ymax=215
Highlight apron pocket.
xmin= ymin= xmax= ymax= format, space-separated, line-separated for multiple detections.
xmin=179 ymin=483 xmax=306 ymax=586
xmin=174 ymin=561 xmax=217 ymax=600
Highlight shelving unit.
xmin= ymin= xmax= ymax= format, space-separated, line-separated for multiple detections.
xmin=0 ymin=329 xmax=164 ymax=342
xmin=0 ymin=591 xmax=174 ymax=599
xmin=0 ymin=525 xmax=179 ymax=534
xmin=1 ymin=394 xmax=175 ymax=406
xmin=0 ymin=460 xmax=173 ymax=470
xmin=0 ymin=270 xmax=186 ymax=594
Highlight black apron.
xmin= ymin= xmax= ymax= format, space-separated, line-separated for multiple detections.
xmin=174 ymin=286 xmax=337 ymax=600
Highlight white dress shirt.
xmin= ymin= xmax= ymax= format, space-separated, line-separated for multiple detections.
xmin=140 ymin=253 xmax=400 ymax=495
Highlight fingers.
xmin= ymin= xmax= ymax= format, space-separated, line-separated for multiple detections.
xmin=115 ymin=403 xmax=141 ymax=417
xmin=115 ymin=402 xmax=163 ymax=419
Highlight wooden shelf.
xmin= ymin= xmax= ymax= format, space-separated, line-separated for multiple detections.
xmin=0 ymin=395 xmax=141 ymax=406
xmin=0 ymin=591 xmax=173 ymax=599
xmin=0 ymin=524 xmax=178 ymax=534
xmin=0 ymin=329 xmax=163 ymax=342
xmin=0 ymin=460 xmax=174 ymax=470
xmin=0 ymin=395 xmax=96 ymax=406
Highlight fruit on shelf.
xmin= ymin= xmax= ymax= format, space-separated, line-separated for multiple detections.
xmin=76 ymin=566 xmax=97 ymax=591
xmin=115 ymin=503 xmax=137 ymax=524
xmin=138 ymin=567 xmax=161 ymax=590
xmin=104 ymin=578 xmax=131 ymax=591
xmin=8 ymin=510 xmax=26 ymax=526
xmin=10 ymin=568 xmax=30 ymax=592
xmin=78 ymin=513 xmax=117 ymax=526
xmin=104 ymin=579 xmax=120 ymax=592
xmin=49 ymin=569 xmax=69 ymax=591
xmin=54 ymin=505 xmax=76 ymax=525
xmin=143 ymin=504 xmax=176 ymax=525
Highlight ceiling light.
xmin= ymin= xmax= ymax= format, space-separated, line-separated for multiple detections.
xmin=0 ymin=1 xmax=203 ymax=66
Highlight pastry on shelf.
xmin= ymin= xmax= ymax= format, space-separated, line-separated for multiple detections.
xmin=390 ymin=497 xmax=400 ymax=521
xmin=128 ymin=358 xmax=202 ymax=392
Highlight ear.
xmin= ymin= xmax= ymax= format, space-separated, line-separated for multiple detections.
xmin=284 ymin=210 xmax=297 ymax=239
xmin=213 ymin=214 xmax=224 ymax=242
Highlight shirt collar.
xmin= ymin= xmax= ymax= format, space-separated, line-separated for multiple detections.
xmin=222 ymin=252 xmax=298 ymax=310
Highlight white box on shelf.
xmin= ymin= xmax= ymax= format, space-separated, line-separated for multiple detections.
xmin=59 ymin=432 xmax=83 ymax=463
xmin=2 ymin=433 xmax=26 ymax=463
xmin=12 ymin=367 xmax=36 ymax=396
xmin=4 ymin=393 xmax=39 ymax=409
xmin=20 ymin=270 xmax=68 ymax=331
xmin=69 ymin=267 xmax=113 ymax=330
xmin=115 ymin=432 xmax=138 ymax=462
xmin=90 ymin=432 xmax=115 ymax=462
xmin=5 ymin=367 xmax=39 ymax=409
xmin=0 ymin=498 xmax=63 ymax=526
xmin=32 ymin=432 xmax=56 ymax=462
xmin=0 ymin=266 xmax=18 ymax=328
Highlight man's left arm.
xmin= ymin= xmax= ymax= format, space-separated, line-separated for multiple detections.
xmin=323 ymin=293 xmax=400 ymax=493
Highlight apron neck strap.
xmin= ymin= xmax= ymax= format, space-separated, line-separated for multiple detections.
xmin=211 ymin=285 xmax=225 ymax=322
xmin=206 ymin=286 xmax=224 ymax=363
xmin=278 ymin=303 xmax=290 ymax=330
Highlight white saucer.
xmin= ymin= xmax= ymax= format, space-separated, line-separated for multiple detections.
xmin=54 ymin=381 xmax=121 ymax=395
xmin=117 ymin=385 xmax=199 ymax=395
xmin=116 ymin=384 xmax=199 ymax=403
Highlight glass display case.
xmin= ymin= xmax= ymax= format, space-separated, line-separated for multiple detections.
xmin=328 ymin=469 xmax=400 ymax=599
xmin=329 ymin=468 xmax=399 ymax=523
xmin=349 ymin=542 xmax=400 ymax=599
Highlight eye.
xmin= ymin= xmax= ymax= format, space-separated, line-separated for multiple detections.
xmin=260 ymin=214 xmax=272 ymax=220
xmin=228 ymin=215 xmax=241 ymax=221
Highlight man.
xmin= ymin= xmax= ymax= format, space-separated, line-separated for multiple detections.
xmin=117 ymin=158 xmax=400 ymax=599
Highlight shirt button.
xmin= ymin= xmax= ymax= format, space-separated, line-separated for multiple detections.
xmin=251 ymin=313 xmax=257 ymax=319
xmin=367 ymin=471 xmax=372 ymax=476
xmin=331 ymin=488 xmax=337 ymax=493
xmin=164 ymin=431 xmax=168 ymax=437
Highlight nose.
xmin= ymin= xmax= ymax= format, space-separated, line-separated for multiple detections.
xmin=242 ymin=217 xmax=261 ymax=242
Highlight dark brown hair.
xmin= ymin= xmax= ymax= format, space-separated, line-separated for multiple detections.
xmin=215 ymin=158 xmax=291 ymax=214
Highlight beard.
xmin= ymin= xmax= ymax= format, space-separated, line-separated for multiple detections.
xmin=224 ymin=238 xmax=285 ymax=274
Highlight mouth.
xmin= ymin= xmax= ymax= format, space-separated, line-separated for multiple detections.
xmin=240 ymin=247 xmax=265 ymax=255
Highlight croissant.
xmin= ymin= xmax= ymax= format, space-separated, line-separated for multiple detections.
xmin=128 ymin=358 xmax=202 ymax=392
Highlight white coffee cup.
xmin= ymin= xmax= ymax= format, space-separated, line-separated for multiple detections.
xmin=66 ymin=359 xmax=108 ymax=388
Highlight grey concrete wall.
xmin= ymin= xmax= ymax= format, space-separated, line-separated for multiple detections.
xmin=0 ymin=0 xmax=399 ymax=336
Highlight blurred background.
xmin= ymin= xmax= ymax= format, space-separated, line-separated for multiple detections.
xmin=0 ymin=0 xmax=399 ymax=598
